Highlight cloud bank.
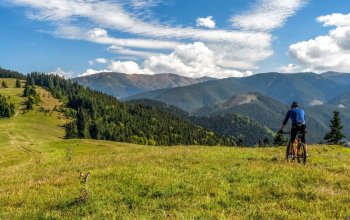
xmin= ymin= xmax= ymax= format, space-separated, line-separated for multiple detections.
xmin=287 ymin=12 xmax=350 ymax=73
xmin=231 ymin=0 xmax=306 ymax=31
xmin=83 ymin=42 xmax=252 ymax=78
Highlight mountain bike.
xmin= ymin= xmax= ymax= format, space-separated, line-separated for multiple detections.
xmin=282 ymin=131 xmax=307 ymax=164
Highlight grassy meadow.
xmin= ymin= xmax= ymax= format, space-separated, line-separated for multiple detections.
xmin=0 ymin=79 xmax=349 ymax=219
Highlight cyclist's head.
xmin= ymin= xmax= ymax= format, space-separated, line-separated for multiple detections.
xmin=291 ymin=101 xmax=299 ymax=108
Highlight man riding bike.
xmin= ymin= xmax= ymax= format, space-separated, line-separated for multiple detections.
xmin=279 ymin=101 xmax=307 ymax=158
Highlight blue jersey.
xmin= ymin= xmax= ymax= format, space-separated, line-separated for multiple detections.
xmin=283 ymin=107 xmax=306 ymax=126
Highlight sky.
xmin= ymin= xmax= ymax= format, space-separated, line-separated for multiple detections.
xmin=0 ymin=0 xmax=350 ymax=78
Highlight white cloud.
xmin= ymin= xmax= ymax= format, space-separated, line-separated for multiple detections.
xmin=279 ymin=63 xmax=302 ymax=73
xmin=49 ymin=67 xmax=74 ymax=78
xmin=288 ymin=12 xmax=350 ymax=73
xmin=231 ymin=0 xmax=306 ymax=31
xmin=81 ymin=68 xmax=111 ymax=77
xmin=129 ymin=0 xmax=161 ymax=9
xmin=108 ymin=60 xmax=149 ymax=74
xmin=317 ymin=13 xmax=350 ymax=27
xmin=95 ymin=58 xmax=109 ymax=64
xmin=143 ymin=42 xmax=251 ymax=78
xmin=196 ymin=16 xmax=216 ymax=29
xmin=59 ymin=26 xmax=180 ymax=50
xmin=84 ymin=42 xmax=253 ymax=78
xmin=108 ymin=45 xmax=160 ymax=58
xmin=310 ymin=99 xmax=324 ymax=106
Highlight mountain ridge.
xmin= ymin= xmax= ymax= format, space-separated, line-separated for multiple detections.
xmin=125 ymin=72 xmax=350 ymax=112
xmin=74 ymin=72 xmax=216 ymax=99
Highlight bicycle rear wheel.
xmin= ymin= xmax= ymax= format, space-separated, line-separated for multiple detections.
xmin=297 ymin=143 xmax=307 ymax=164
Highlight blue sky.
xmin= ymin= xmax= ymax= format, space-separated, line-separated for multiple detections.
xmin=1 ymin=0 xmax=350 ymax=78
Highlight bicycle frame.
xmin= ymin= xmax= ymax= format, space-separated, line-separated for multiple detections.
xmin=283 ymin=131 xmax=307 ymax=164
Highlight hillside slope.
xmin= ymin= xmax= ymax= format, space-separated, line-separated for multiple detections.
xmin=74 ymin=72 xmax=215 ymax=99
xmin=0 ymin=79 xmax=350 ymax=219
xmin=322 ymin=72 xmax=350 ymax=84
xmin=193 ymin=93 xmax=349 ymax=143
xmin=194 ymin=92 xmax=289 ymax=128
xmin=127 ymin=99 xmax=275 ymax=146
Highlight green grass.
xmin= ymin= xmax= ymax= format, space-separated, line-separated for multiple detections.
xmin=0 ymin=80 xmax=350 ymax=219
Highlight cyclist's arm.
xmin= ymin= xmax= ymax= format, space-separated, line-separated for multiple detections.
xmin=280 ymin=110 xmax=291 ymax=131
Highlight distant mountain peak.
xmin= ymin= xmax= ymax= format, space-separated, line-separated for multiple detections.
xmin=74 ymin=71 xmax=216 ymax=99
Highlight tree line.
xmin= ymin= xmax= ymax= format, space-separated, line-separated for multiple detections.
xmin=0 ymin=67 xmax=26 ymax=80
xmin=25 ymin=72 xmax=233 ymax=146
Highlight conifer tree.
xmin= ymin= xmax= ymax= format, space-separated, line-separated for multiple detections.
xmin=0 ymin=94 xmax=15 ymax=118
xmin=273 ymin=132 xmax=288 ymax=146
xmin=65 ymin=121 xmax=78 ymax=138
xmin=1 ymin=80 xmax=8 ymax=88
xmin=23 ymin=83 xmax=29 ymax=97
xmin=263 ymin=137 xmax=270 ymax=146
xmin=324 ymin=110 xmax=345 ymax=144
xmin=16 ymin=79 xmax=21 ymax=88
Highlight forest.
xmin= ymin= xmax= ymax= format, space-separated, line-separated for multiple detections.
xmin=23 ymin=72 xmax=234 ymax=146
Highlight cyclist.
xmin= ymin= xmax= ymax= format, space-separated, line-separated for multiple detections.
xmin=279 ymin=101 xmax=307 ymax=158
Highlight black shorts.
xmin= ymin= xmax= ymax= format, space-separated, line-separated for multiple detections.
xmin=291 ymin=124 xmax=306 ymax=144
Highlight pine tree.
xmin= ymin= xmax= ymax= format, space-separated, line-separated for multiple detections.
xmin=1 ymin=81 xmax=8 ymax=88
xmin=263 ymin=137 xmax=270 ymax=146
xmin=65 ymin=122 xmax=78 ymax=138
xmin=23 ymin=83 xmax=29 ymax=97
xmin=273 ymin=132 xmax=288 ymax=146
xmin=26 ymin=96 xmax=34 ymax=110
xmin=16 ymin=79 xmax=21 ymax=88
xmin=324 ymin=110 xmax=345 ymax=144
xmin=76 ymin=108 xmax=90 ymax=138
xmin=0 ymin=94 xmax=15 ymax=118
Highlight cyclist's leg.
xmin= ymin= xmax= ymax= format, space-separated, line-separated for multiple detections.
xmin=300 ymin=125 xmax=306 ymax=143
xmin=290 ymin=126 xmax=297 ymax=143
xmin=290 ymin=126 xmax=298 ymax=157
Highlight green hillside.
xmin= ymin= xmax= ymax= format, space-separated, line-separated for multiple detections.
xmin=194 ymin=92 xmax=289 ymax=129
xmin=190 ymin=114 xmax=275 ymax=146
xmin=127 ymin=99 xmax=275 ymax=146
xmin=26 ymin=72 xmax=231 ymax=146
xmin=1 ymin=79 xmax=350 ymax=219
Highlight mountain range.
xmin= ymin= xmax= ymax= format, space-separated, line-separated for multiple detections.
xmin=125 ymin=72 xmax=350 ymax=112
xmin=75 ymin=71 xmax=350 ymax=143
xmin=74 ymin=72 xmax=214 ymax=99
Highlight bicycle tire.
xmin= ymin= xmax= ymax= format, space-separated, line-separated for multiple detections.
xmin=298 ymin=143 xmax=307 ymax=164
